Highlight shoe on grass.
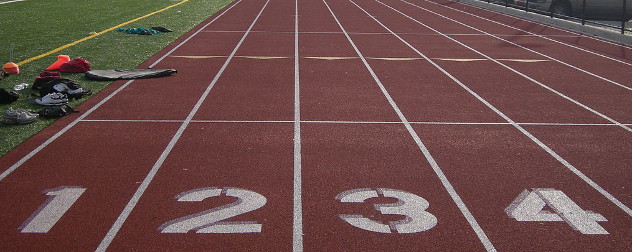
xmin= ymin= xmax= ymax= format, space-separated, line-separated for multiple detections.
xmin=2 ymin=107 xmax=38 ymax=124
xmin=36 ymin=92 xmax=68 ymax=106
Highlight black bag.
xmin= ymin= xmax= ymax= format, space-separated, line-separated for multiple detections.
xmin=38 ymin=105 xmax=78 ymax=118
xmin=0 ymin=88 xmax=19 ymax=104
xmin=85 ymin=69 xmax=177 ymax=80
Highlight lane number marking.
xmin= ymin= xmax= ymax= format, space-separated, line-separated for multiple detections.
xmin=20 ymin=186 xmax=86 ymax=233
xmin=505 ymin=188 xmax=608 ymax=235
xmin=336 ymin=188 xmax=438 ymax=233
xmin=18 ymin=186 xmax=610 ymax=236
xmin=158 ymin=187 xmax=266 ymax=233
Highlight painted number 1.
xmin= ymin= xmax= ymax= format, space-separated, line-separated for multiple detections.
xmin=20 ymin=186 xmax=86 ymax=233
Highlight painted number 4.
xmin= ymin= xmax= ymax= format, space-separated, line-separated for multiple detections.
xmin=505 ymin=188 xmax=608 ymax=235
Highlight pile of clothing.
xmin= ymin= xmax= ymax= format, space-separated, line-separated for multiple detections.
xmin=33 ymin=75 xmax=92 ymax=105
xmin=1 ymin=56 xmax=92 ymax=125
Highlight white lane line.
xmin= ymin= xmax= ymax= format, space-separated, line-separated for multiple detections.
xmin=80 ymin=119 xmax=632 ymax=126
xmin=401 ymin=0 xmax=632 ymax=91
xmin=203 ymin=30 xmax=586 ymax=37
xmin=360 ymin=0 xmax=632 ymax=218
xmin=293 ymin=0 xmax=303 ymax=251
xmin=0 ymin=1 xmax=242 ymax=182
xmin=426 ymin=0 xmax=632 ymax=65
xmin=376 ymin=0 xmax=632 ymax=133
xmin=324 ymin=1 xmax=496 ymax=250
xmin=0 ymin=0 xmax=24 ymax=5
xmin=94 ymin=1 xmax=268 ymax=251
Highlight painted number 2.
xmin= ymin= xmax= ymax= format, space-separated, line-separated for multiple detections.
xmin=336 ymin=188 xmax=438 ymax=234
xmin=158 ymin=187 xmax=266 ymax=234
xmin=505 ymin=188 xmax=608 ymax=235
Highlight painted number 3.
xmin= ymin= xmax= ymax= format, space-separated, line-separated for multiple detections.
xmin=336 ymin=188 xmax=438 ymax=234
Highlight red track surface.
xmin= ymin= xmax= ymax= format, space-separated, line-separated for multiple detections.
xmin=1 ymin=0 xmax=631 ymax=251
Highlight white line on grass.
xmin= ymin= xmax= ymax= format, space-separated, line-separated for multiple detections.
xmin=293 ymin=0 xmax=303 ymax=251
xmin=360 ymin=0 xmax=632 ymax=218
xmin=375 ymin=0 xmax=632 ymax=133
xmin=324 ymin=0 xmax=497 ymax=250
xmin=0 ymin=0 xmax=241 ymax=181
xmin=95 ymin=1 xmax=268 ymax=251
xmin=401 ymin=0 xmax=632 ymax=91
xmin=0 ymin=0 xmax=24 ymax=5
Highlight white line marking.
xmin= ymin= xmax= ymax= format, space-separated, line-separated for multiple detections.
xmin=203 ymin=30 xmax=588 ymax=37
xmin=0 ymin=0 xmax=241 ymax=182
xmin=80 ymin=119 xmax=632 ymax=126
xmin=364 ymin=0 xmax=632 ymax=218
xmin=402 ymin=0 xmax=632 ymax=91
xmin=95 ymin=1 xmax=266 ymax=251
xmin=436 ymin=0 xmax=632 ymax=63
xmin=377 ymin=0 xmax=632 ymax=133
xmin=0 ymin=0 xmax=24 ymax=5
xmin=293 ymin=0 xmax=303 ymax=251
xmin=325 ymin=1 xmax=496 ymax=250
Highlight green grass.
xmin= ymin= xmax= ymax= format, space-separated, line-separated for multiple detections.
xmin=0 ymin=0 xmax=233 ymax=156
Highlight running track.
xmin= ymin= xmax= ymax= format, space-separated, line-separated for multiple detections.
xmin=1 ymin=0 xmax=631 ymax=251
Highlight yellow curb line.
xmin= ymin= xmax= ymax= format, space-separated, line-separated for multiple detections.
xmin=17 ymin=0 xmax=191 ymax=66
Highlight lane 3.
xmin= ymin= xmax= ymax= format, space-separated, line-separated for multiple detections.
xmin=301 ymin=0 xmax=496 ymax=250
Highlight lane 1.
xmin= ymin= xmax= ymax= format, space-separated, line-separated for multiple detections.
xmin=0 ymin=122 xmax=180 ymax=251
xmin=0 ymin=1 xmax=255 ymax=250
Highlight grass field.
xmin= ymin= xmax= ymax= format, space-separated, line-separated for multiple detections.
xmin=0 ymin=0 xmax=233 ymax=156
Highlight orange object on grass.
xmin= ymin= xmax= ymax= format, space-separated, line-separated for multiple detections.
xmin=45 ymin=55 xmax=71 ymax=71
xmin=2 ymin=62 xmax=19 ymax=74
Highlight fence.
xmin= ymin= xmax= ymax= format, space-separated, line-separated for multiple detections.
xmin=483 ymin=0 xmax=631 ymax=34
